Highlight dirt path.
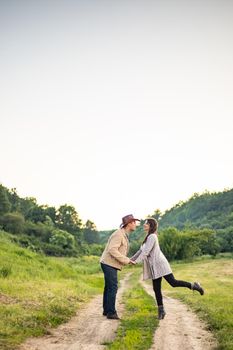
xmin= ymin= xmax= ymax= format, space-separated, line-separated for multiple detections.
xmin=141 ymin=279 xmax=218 ymax=350
xmin=20 ymin=273 xmax=131 ymax=350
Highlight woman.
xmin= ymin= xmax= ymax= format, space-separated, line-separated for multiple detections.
xmin=131 ymin=218 xmax=204 ymax=320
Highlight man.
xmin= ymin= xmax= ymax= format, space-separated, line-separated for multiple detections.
xmin=100 ymin=214 xmax=140 ymax=319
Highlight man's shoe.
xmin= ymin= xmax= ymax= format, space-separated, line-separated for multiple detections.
xmin=191 ymin=282 xmax=204 ymax=295
xmin=107 ymin=312 xmax=120 ymax=320
xmin=103 ymin=311 xmax=107 ymax=316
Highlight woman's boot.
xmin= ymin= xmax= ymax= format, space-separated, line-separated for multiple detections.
xmin=158 ymin=305 xmax=166 ymax=320
xmin=191 ymin=281 xmax=204 ymax=295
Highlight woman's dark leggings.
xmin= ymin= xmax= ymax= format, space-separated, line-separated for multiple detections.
xmin=152 ymin=273 xmax=191 ymax=306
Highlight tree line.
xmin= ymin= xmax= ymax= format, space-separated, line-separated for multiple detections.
xmin=1 ymin=183 xmax=232 ymax=260
xmin=0 ymin=184 xmax=102 ymax=256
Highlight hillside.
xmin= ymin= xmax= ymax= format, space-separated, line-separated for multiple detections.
xmin=0 ymin=184 xmax=102 ymax=257
xmin=127 ymin=189 xmax=233 ymax=259
xmin=0 ymin=230 xmax=102 ymax=349
xmin=159 ymin=188 xmax=233 ymax=231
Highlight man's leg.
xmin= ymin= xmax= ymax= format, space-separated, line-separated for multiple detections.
xmin=101 ymin=263 xmax=118 ymax=316
xmin=101 ymin=263 xmax=110 ymax=315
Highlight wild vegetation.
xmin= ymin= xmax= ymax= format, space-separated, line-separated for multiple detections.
xmin=0 ymin=231 xmax=102 ymax=350
xmin=0 ymin=184 xmax=102 ymax=257
xmin=163 ymin=257 xmax=233 ymax=350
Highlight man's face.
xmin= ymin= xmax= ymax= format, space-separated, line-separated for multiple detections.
xmin=128 ymin=220 xmax=137 ymax=232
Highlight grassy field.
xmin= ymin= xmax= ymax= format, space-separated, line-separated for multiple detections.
xmin=0 ymin=231 xmax=103 ymax=350
xmin=161 ymin=257 xmax=233 ymax=350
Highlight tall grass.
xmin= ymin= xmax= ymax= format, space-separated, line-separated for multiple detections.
xmin=0 ymin=231 xmax=103 ymax=350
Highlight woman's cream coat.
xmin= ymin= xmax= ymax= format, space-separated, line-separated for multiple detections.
xmin=131 ymin=234 xmax=172 ymax=280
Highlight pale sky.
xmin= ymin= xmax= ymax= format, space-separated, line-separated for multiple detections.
xmin=1 ymin=0 xmax=233 ymax=230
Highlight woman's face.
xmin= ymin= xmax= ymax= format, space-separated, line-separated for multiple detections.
xmin=143 ymin=221 xmax=150 ymax=233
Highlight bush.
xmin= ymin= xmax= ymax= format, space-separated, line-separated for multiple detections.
xmin=159 ymin=227 xmax=181 ymax=260
xmin=159 ymin=227 xmax=219 ymax=261
xmin=42 ymin=242 xmax=77 ymax=256
xmin=24 ymin=221 xmax=53 ymax=241
xmin=0 ymin=265 xmax=12 ymax=278
xmin=87 ymin=244 xmax=104 ymax=256
xmin=1 ymin=212 xmax=25 ymax=234
xmin=49 ymin=229 xmax=75 ymax=250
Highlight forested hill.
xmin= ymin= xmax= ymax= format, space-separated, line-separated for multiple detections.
xmin=159 ymin=188 xmax=233 ymax=232
xmin=128 ymin=188 xmax=233 ymax=260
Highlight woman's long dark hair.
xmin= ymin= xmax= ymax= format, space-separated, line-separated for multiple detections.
xmin=143 ymin=218 xmax=158 ymax=244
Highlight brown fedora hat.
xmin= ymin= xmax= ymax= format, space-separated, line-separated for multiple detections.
xmin=120 ymin=214 xmax=140 ymax=228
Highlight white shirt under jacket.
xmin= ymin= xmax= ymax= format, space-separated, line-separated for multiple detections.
xmin=131 ymin=234 xmax=172 ymax=280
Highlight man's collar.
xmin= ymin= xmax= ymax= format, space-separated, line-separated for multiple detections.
xmin=122 ymin=228 xmax=129 ymax=241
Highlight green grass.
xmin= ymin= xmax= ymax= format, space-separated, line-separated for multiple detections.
xmin=107 ymin=269 xmax=159 ymax=350
xmin=162 ymin=258 xmax=233 ymax=350
xmin=0 ymin=231 xmax=103 ymax=350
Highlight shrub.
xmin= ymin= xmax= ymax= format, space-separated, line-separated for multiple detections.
xmin=49 ymin=229 xmax=75 ymax=250
xmin=1 ymin=212 xmax=25 ymax=234
xmin=0 ymin=265 xmax=12 ymax=278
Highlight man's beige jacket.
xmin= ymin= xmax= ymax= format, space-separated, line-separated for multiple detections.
xmin=100 ymin=228 xmax=130 ymax=270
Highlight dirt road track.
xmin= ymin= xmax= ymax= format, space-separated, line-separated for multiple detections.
xmin=141 ymin=279 xmax=218 ymax=350
xmin=20 ymin=273 xmax=218 ymax=350
xmin=20 ymin=274 xmax=131 ymax=350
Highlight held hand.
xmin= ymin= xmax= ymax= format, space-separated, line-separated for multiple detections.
xmin=129 ymin=260 xmax=136 ymax=265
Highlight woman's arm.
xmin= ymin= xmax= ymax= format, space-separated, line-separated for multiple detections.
xmin=134 ymin=235 xmax=156 ymax=263
xmin=130 ymin=249 xmax=142 ymax=261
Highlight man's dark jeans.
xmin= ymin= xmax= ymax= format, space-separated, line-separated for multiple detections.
xmin=101 ymin=263 xmax=118 ymax=315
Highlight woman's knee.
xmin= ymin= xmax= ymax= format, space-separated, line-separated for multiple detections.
xmin=169 ymin=280 xmax=177 ymax=287
xmin=165 ymin=274 xmax=177 ymax=287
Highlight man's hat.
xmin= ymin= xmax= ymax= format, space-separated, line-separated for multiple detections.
xmin=120 ymin=214 xmax=140 ymax=228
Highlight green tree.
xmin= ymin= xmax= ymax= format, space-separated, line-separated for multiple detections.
xmin=27 ymin=205 xmax=47 ymax=223
xmin=57 ymin=204 xmax=82 ymax=234
xmin=0 ymin=184 xmax=11 ymax=215
xmin=44 ymin=206 xmax=56 ymax=223
xmin=159 ymin=227 xmax=181 ymax=260
xmin=83 ymin=220 xmax=100 ymax=244
xmin=20 ymin=197 xmax=37 ymax=218
xmin=8 ymin=187 xmax=21 ymax=211
xmin=198 ymin=229 xmax=220 ymax=256
xmin=176 ymin=230 xmax=202 ymax=260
